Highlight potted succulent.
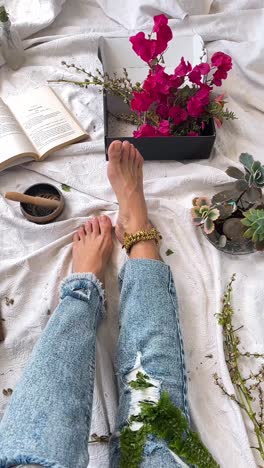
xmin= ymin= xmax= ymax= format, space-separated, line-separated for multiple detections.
xmin=191 ymin=153 xmax=264 ymax=254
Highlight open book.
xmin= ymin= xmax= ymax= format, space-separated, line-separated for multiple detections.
xmin=0 ymin=86 xmax=88 ymax=171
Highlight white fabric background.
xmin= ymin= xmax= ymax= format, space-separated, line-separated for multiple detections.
xmin=0 ymin=1 xmax=263 ymax=467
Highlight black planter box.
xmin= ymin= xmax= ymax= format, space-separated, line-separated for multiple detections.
xmin=103 ymin=92 xmax=216 ymax=161
xmin=99 ymin=36 xmax=216 ymax=162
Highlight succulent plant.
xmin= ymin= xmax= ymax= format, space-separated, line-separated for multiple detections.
xmin=241 ymin=208 xmax=264 ymax=244
xmin=240 ymin=153 xmax=264 ymax=188
xmin=191 ymin=197 xmax=220 ymax=234
xmin=226 ymin=154 xmax=264 ymax=206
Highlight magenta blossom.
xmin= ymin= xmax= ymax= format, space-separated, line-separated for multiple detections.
xmin=187 ymin=95 xmax=204 ymax=118
xmin=133 ymin=123 xmax=157 ymax=138
xmin=156 ymin=103 xmax=169 ymax=119
xmin=153 ymin=14 xmax=172 ymax=55
xmin=170 ymin=74 xmax=184 ymax=89
xmin=169 ymin=106 xmax=188 ymax=125
xmin=188 ymin=131 xmax=199 ymax=136
xmin=174 ymin=57 xmax=192 ymax=77
xmin=131 ymin=91 xmax=153 ymax=112
xmin=129 ymin=32 xmax=157 ymax=63
xmin=212 ymin=68 xmax=227 ymax=86
xmin=195 ymin=84 xmax=212 ymax=105
xmin=211 ymin=52 xmax=232 ymax=71
xmin=211 ymin=52 xmax=232 ymax=86
xmin=188 ymin=62 xmax=210 ymax=85
xmin=158 ymin=120 xmax=171 ymax=136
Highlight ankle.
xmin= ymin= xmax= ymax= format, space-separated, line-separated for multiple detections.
xmin=129 ymin=239 xmax=161 ymax=261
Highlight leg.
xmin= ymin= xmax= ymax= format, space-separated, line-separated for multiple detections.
xmin=107 ymin=142 xmax=189 ymax=467
xmin=0 ymin=216 xmax=113 ymax=468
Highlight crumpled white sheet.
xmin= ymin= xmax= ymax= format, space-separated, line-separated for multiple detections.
xmin=0 ymin=1 xmax=263 ymax=467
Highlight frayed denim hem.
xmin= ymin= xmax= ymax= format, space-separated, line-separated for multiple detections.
xmin=61 ymin=272 xmax=105 ymax=314
xmin=0 ymin=453 xmax=64 ymax=468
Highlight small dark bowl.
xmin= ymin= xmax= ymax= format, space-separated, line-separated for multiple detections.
xmin=20 ymin=183 xmax=64 ymax=224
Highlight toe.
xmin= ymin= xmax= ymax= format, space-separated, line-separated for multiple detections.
xmin=91 ymin=217 xmax=100 ymax=236
xmin=129 ymin=144 xmax=137 ymax=170
xmin=73 ymin=232 xmax=80 ymax=242
xmin=99 ymin=215 xmax=112 ymax=234
xmin=135 ymin=149 xmax=144 ymax=168
xmin=78 ymin=226 xmax=86 ymax=240
xmin=108 ymin=140 xmax=122 ymax=163
xmin=85 ymin=220 xmax=92 ymax=235
xmin=122 ymin=140 xmax=131 ymax=165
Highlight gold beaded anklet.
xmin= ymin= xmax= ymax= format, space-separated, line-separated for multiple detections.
xmin=122 ymin=228 xmax=162 ymax=254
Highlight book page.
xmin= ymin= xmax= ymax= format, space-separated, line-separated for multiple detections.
xmin=7 ymin=87 xmax=87 ymax=157
xmin=0 ymin=98 xmax=36 ymax=165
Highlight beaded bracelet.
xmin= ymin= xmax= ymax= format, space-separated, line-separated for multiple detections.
xmin=122 ymin=227 xmax=162 ymax=254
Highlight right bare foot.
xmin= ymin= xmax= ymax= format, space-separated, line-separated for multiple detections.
xmin=107 ymin=140 xmax=161 ymax=260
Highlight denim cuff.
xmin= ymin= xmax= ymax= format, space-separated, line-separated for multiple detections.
xmin=119 ymin=258 xmax=170 ymax=284
xmin=61 ymin=273 xmax=105 ymax=305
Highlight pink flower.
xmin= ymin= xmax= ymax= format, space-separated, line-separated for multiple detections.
xmin=153 ymin=14 xmax=173 ymax=55
xmin=131 ymin=91 xmax=153 ymax=112
xmin=215 ymin=93 xmax=225 ymax=103
xmin=195 ymin=84 xmax=212 ymax=105
xmin=174 ymin=57 xmax=192 ymax=77
xmin=212 ymin=68 xmax=227 ymax=86
xmin=188 ymin=68 xmax=202 ymax=85
xmin=187 ymin=95 xmax=204 ymax=117
xmin=170 ymin=75 xmax=184 ymax=88
xmin=158 ymin=120 xmax=171 ymax=136
xmin=133 ymin=123 xmax=157 ymax=138
xmin=143 ymin=67 xmax=171 ymax=98
xmin=129 ymin=32 xmax=157 ymax=63
xmin=187 ymin=131 xmax=199 ymax=136
xmin=188 ymin=62 xmax=210 ymax=85
xmin=156 ymin=103 xmax=169 ymax=119
xmin=197 ymin=63 xmax=210 ymax=74
xmin=153 ymin=14 xmax=169 ymax=32
xmin=169 ymin=106 xmax=188 ymax=125
xmin=211 ymin=52 xmax=232 ymax=86
xmin=211 ymin=52 xmax=232 ymax=71
xmin=214 ymin=117 xmax=222 ymax=128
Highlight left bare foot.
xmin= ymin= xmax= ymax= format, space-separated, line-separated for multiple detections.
xmin=72 ymin=215 xmax=113 ymax=283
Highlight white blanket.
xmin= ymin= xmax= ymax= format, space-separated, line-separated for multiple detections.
xmin=0 ymin=1 xmax=263 ymax=467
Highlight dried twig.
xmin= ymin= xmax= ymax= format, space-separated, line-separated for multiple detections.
xmin=215 ymin=274 xmax=264 ymax=460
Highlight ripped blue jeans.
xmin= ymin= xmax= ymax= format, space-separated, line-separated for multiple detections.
xmin=0 ymin=259 xmax=189 ymax=468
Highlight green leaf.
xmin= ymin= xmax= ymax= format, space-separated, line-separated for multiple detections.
xmin=212 ymin=189 xmax=240 ymax=205
xmin=129 ymin=372 xmax=156 ymax=390
xmin=239 ymin=153 xmax=254 ymax=171
xmin=204 ymin=218 xmax=215 ymax=234
xmin=240 ymin=187 xmax=262 ymax=204
xmin=61 ymin=183 xmax=71 ymax=192
xmin=218 ymin=203 xmax=235 ymax=219
xmin=241 ymin=209 xmax=264 ymax=242
xmin=120 ymin=426 xmax=147 ymax=468
xmin=226 ymin=166 xmax=244 ymax=180
xmin=251 ymin=161 xmax=261 ymax=173
xmin=166 ymin=249 xmax=174 ymax=256
xmin=235 ymin=179 xmax=248 ymax=191
xmin=208 ymin=208 xmax=220 ymax=221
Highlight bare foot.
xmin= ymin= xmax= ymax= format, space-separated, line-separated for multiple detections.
xmin=72 ymin=215 xmax=113 ymax=282
xmin=107 ymin=140 xmax=160 ymax=260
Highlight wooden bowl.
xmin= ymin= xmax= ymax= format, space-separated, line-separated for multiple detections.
xmin=20 ymin=183 xmax=64 ymax=224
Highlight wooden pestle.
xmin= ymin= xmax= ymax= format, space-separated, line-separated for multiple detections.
xmin=5 ymin=192 xmax=60 ymax=209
